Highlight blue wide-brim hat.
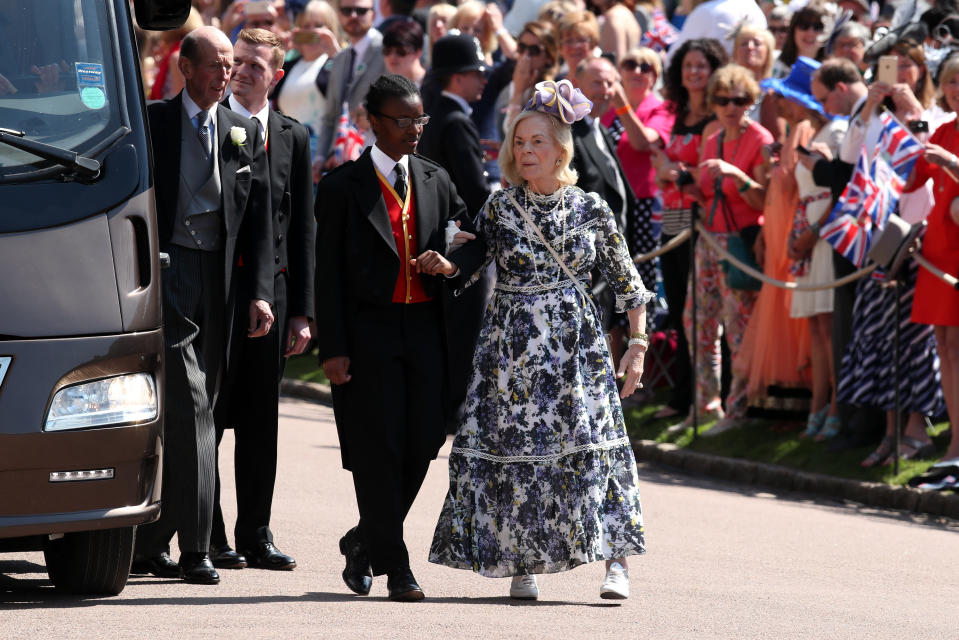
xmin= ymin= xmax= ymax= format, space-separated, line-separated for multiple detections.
xmin=760 ymin=56 xmax=829 ymax=118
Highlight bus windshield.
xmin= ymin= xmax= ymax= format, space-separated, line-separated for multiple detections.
xmin=0 ymin=0 xmax=126 ymax=181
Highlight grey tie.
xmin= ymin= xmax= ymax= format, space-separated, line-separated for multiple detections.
xmin=394 ymin=163 xmax=407 ymax=201
xmin=343 ymin=47 xmax=357 ymax=93
xmin=197 ymin=110 xmax=212 ymax=159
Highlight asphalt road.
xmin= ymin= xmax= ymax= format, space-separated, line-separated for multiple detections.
xmin=2 ymin=397 xmax=958 ymax=639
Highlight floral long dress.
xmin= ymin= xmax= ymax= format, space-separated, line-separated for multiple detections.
xmin=429 ymin=184 xmax=652 ymax=578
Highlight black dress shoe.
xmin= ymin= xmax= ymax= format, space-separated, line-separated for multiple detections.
xmin=179 ymin=552 xmax=220 ymax=585
xmin=387 ymin=567 xmax=425 ymax=602
xmin=338 ymin=527 xmax=372 ymax=595
xmin=239 ymin=541 xmax=296 ymax=570
xmin=130 ymin=551 xmax=180 ymax=579
xmin=210 ymin=544 xmax=247 ymax=569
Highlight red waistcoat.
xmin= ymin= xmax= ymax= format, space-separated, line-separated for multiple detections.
xmin=376 ymin=170 xmax=432 ymax=304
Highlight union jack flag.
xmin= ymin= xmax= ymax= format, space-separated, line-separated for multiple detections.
xmin=820 ymin=114 xmax=921 ymax=267
xmin=820 ymin=148 xmax=881 ymax=267
xmin=876 ymin=111 xmax=923 ymax=178
xmin=641 ymin=9 xmax=678 ymax=52
xmin=332 ymin=102 xmax=365 ymax=165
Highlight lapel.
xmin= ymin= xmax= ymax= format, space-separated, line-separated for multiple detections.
xmin=216 ymin=104 xmax=238 ymax=235
xmin=156 ymin=94 xmax=184 ymax=214
xmin=352 ymin=149 xmax=398 ymax=257
xmin=267 ymin=110 xmax=293 ymax=215
xmin=409 ymin=155 xmax=437 ymax=254
xmin=583 ymin=120 xmax=619 ymax=193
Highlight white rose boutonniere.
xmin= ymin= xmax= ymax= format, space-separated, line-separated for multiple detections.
xmin=230 ymin=126 xmax=247 ymax=147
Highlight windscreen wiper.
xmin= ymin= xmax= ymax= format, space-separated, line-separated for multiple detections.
xmin=0 ymin=127 xmax=100 ymax=178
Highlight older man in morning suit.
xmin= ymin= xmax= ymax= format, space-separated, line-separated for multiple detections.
xmin=315 ymin=74 xmax=486 ymax=601
xmin=210 ymin=28 xmax=315 ymax=572
xmin=315 ymin=0 xmax=385 ymax=170
xmin=132 ymin=26 xmax=275 ymax=585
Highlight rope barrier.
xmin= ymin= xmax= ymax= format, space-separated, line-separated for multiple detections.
xmin=914 ymin=253 xmax=959 ymax=290
xmin=694 ymin=221 xmax=877 ymax=290
xmin=633 ymin=229 xmax=691 ymax=264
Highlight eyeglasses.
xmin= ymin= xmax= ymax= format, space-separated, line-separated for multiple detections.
xmin=372 ymin=113 xmax=430 ymax=128
xmin=339 ymin=6 xmax=371 ymax=17
xmin=561 ymin=37 xmax=591 ymax=47
xmin=517 ymin=42 xmax=544 ymax=57
xmin=383 ymin=45 xmax=413 ymax=57
xmin=795 ymin=21 xmax=824 ymax=33
xmin=712 ymin=95 xmax=752 ymax=107
xmin=621 ymin=60 xmax=654 ymax=74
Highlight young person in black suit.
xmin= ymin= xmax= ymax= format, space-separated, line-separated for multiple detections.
xmin=314 ymin=74 xmax=486 ymax=601
xmin=210 ymin=28 xmax=316 ymax=572
xmin=132 ymin=26 xmax=275 ymax=585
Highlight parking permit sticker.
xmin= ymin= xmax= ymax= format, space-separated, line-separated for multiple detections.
xmin=75 ymin=62 xmax=106 ymax=109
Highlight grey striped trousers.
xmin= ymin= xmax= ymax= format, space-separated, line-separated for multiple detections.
xmin=137 ymin=244 xmax=225 ymax=555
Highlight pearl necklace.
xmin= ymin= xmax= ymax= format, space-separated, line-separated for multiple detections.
xmin=523 ymin=185 xmax=569 ymax=285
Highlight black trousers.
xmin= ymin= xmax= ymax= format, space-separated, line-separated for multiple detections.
xmin=212 ymin=273 xmax=287 ymax=549
xmin=660 ymin=232 xmax=692 ymax=412
xmin=137 ymin=245 xmax=224 ymax=555
xmin=336 ymin=301 xmax=446 ymax=575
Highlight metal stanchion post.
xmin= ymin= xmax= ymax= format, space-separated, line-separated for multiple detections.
xmin=690 ymin=214 xmax=698 ymax=440
xmin=894 ymin=277 xmax=902 ymax=476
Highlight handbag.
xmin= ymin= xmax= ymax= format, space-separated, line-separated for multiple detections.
xmin=708 ymin=130 xmax=762 ymax=291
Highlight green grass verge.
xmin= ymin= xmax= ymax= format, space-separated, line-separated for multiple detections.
xmin=623 ymin=390 xmax=952 ymax=487
xmin=283 ymin=349 xmax=328 ymax=384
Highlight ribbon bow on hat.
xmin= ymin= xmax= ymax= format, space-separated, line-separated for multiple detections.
xmin=523 ymin=79 xmax=593 ymax=124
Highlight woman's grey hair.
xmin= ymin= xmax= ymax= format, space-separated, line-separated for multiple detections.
xmin=499 ymin=110 xmax=578 ymax=187
xmin=836 ymin=20 xmax=870 ymax=45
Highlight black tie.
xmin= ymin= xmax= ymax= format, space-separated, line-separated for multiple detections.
xmin=343 ymin=47 xmax=356 ymax=92
xmin=394 ymin=163 xmax=407 ymax=201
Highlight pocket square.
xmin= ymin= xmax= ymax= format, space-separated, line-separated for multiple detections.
xmin=236 ymin=165 xmax=251 ymax=174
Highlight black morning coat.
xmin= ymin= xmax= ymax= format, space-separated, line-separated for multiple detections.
xmin=148 ymin=93 xmax=275 ymax=313
xmin=313 ymin=148 xmax=488 ymax=469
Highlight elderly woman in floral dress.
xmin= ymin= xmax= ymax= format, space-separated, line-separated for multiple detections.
xmin=429 ymin=80 xmax=651 ymax=601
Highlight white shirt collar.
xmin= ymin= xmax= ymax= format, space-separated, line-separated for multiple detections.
xmin=182 ymin=89 xmax=218 ymax=131
xmin=228 ymin=94 xmax=269 ymax=140
xmin=441 ymin=91 xmax=472 ymax=117
xmin=371 ymin=143 xmax=409 ymax=185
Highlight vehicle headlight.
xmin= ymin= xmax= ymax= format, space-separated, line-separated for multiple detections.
xmin=45 ymin=373 xmax=157 ymax=431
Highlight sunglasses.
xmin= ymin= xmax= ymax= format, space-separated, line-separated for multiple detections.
xmin=517 ymin=42 xmax=544 ymax=57
xmin=383 ymin=45 xmax=413 ymax=57
xmin=795 ymin=21 xmax=824 ymax=33
xmin=372 ymin=113 xmax=431 ymax=128
xmin=621 ymin=60 xmax=654 ymax=74
xmin=339 ymin=6 xmax=371 ymax=17
xmin=712 ymin=95 xmax=752 ymax=107
xmin=768 ymin=25 xmax=789 ymax=35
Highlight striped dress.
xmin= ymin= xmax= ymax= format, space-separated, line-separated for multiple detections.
xmin=836 ymin=258 xmax=945 ymax=415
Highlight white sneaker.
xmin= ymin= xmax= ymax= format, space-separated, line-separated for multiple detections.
xmin=600 ymin=562 xmax=629 ymax=600
xmin=509 ymin=574 xmax=539 ymax=600
xmin=701 ymin=417 xmax=742 ymax=438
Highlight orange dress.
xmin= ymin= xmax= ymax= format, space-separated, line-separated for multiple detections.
xmin=736 ymin=121 xmax=813 ymax=403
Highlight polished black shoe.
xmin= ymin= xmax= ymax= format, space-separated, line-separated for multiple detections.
xmin=240 ymin=541 xmax=296 ymax=570
xmin=179 ymin=552 xmax=220 ymax=585
xmin=130 ymin=551 xmax=180 ymax=579
xmin=210 ymin=544 xmax=247 ymax=569
xmin=338 ymin=527 xmax=372 ymax=595
xmin=387 ymin=567 xmax=425 ymax=602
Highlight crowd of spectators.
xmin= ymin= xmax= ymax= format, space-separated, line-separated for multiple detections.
xmin=134 ymin=0 xmax=959 ymax=482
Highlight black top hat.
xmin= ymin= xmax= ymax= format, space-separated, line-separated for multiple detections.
xmin=431 ymin=33 xmax=487 ymax=76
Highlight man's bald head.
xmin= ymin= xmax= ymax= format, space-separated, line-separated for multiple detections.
xmin=574 ymin=56 xmax=617 ymax=117
xmin=178 ymin=26 xmax=234 ymax=109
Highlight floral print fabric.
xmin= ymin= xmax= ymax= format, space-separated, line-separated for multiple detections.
xmin=429 ymin=185 xmax=652 ymax=578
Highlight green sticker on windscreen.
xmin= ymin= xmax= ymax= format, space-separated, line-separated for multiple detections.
xmin=80 ymin=86 xmax=106 ymax=109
